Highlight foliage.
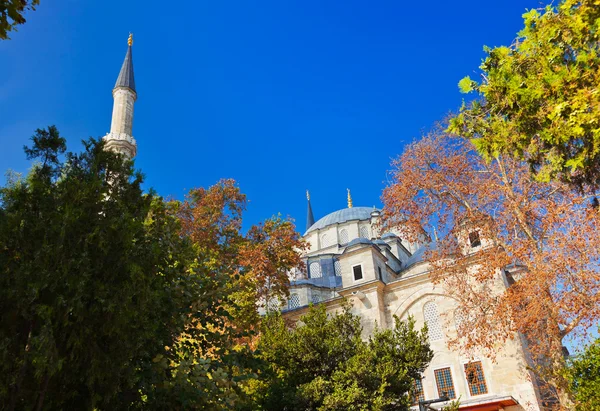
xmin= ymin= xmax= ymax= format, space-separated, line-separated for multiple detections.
xmin=0 ymin=127 xmax=301 ymax=410
xmin=0 ymin=0 xmax=39 ymax=40
xmin=244 ymin=304 xmax=433 ymax=411
xmin=449 ymin=0 xmax=600 ymax=190
xmin=381 ymin=128 xmax=600 ymax=408
xmin=175 ymin=181 xmax=307 ymax=333
xmin=0 ymin=127 xmax=188 ymax=408
xmin=441 ymin=399 xmax=461 ymax=411
xmin=567 ymin=333 xmax=600 ymax=410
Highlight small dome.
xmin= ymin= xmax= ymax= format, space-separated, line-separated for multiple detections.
xmin=306 ymin=207 xmax=378 ymax=234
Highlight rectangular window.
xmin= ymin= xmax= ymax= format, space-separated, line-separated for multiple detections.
xmin=469 ymin=231 xmax=481 ymax=248
xmin=411 ymin=378 xmax=425 ymax=405
xmin=352 ymin=265 xmax=363 ymax=281
xmin=378 ymin=266 xmax=383 ymax=281
xmin=434 ymin=367 xmax=456 ymax=399
xmin=464 ymin=361 xmax=488 ymax=396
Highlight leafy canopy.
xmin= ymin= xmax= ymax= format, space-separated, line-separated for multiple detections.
xmin=244 ymin=304 xmax=433 ymax=411
xmin=567 ymin=332 xmax=600 ymax=411
xmin=0 ymin=0 xmax=39 ymax=40
xmin=449 ymin=0 xmax=600 ymax=190
xmin=0 ymin=127 xmax=306 ymax=410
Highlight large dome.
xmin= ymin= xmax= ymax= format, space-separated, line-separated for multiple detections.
xmin=306 ymin=207 xmax=378 ymax=233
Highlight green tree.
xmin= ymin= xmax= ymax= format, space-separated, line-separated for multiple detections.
xmin=244 ymin=304 xmax=433 ymax=411
xmin=567 ymin=334 xmax=600 ymax=410
xmin=1 ymin=0 xmax=39 ymax=40
xmin=449 ymin=0 xmax=600 ymax=190
xmin=0 ymin=127 xmax=253 ymax=410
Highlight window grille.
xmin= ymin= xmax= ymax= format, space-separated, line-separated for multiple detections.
xmin=311 ymin=293 xmax=321 ymax=304
xmin=334 ymin=260 xmax=342 ymax=277
xmin=359 ymin=226 xmax=369 ymax=239
xmin=339 ymin=229 xmax=349 ymax=245
xmin=288 ymin=293 xmax=300 ymax=310
xmin=454 ymin=309 xmax=465 ymax=330
xmin=411 ymin=378 xmax=425 ymax=405
xmin=266 ymin=298 xmax=280 ymax=313
xmin=464 ymin=361 xmax=488 ymax=396
xmin=309 ymin=261 xmax=322 ymax=278
xmin=424 ymin=302 xmax=444 ymax=341
xmin=434 ymin=367 xmax=456 ymax=399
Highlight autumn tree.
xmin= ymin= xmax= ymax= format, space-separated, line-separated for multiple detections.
xmin=0 ymin=0 xmax=39 ymax=40
xmin=381 ymin=128 xmax=600 ymax=409
xmin=449 ymin=0 xmax=600 ymax=190
xmin=175 ymin=180 xmax=307 ymax=332
xmin=243 ymin=304 xmax=433 ymax=411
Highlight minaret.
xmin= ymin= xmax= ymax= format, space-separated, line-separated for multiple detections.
xmin=306 ymin=190 xmax=315 ymax=231
xmin=103 ymin=33 xmax=137 ymax=158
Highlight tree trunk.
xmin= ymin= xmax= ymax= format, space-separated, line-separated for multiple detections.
xmin=8 ymin=326 xmax=33 ymax=411
xmin=35 ymin=373 xmax=50 ymax=411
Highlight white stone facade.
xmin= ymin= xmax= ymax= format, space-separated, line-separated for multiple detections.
xmin=282 ymin=206 xmax=543 ymax=411
xmin=104 ymin=87 xmax=137 ymax=158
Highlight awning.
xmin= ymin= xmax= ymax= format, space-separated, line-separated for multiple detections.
xmin=429 ymin=395 xmax=519 ymax=411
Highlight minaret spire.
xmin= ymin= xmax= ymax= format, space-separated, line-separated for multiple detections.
xmin=103 ymin=33 xmax=138 ymax=158
xmin=347 ymin=188 xmax=353 ymax=208
xmin=306 ymin=190 xmax=315 ymax=231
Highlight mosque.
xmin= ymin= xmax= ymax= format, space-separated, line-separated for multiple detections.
xmin=104 ymin=37 xmax=543 ymax=411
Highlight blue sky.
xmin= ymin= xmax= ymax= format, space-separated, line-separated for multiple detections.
xmin=0 ymin=0 xmax=543 ymax=232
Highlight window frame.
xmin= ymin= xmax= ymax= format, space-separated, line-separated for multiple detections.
xmin=288 ymin=293 xmax=300 ymax=310
xmin=468 ymin=230 xmax=481 ymax=248
xmin=462 ymin=360 xmax=489 ymax=397
xmin=339 ymin=228 xmax=349 ymax=245
xmin=423 ymin=301 xmax=444 ymax=342
xmin=352 ymin=263 xmax=364 ymax=282
xmin=411 ymin=377 xmax=425 ymax=405
xmin=321 ymin=233 xmax=329 ymax=248
xmin=433 ymin=366 xmax=457 ymax=399
xmin=359 ymin=225 xmax=370 ymax=239
xmin=309 ymin=261 xmax=322 ymax=279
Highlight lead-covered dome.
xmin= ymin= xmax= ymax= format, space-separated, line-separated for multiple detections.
xmin=306 ymin=207 xmax=378 ymax=234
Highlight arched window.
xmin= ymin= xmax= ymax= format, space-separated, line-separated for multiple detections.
xmin=288 ymin=293 xmax=300 ymax=310
xmin=359 ymin=226 xmax=370 ymax=239
xmin=334 ymin=260 xmax=342 ymax=277
xmin=311 ymin=293 xmax=321 ymax=304
xmin=454 ymin=309 xmax=465 ymax=331
xmin=339 ymin=229 xmax=349 ymax=245
xmin=423 ymin=302 xmax=444 ymax=341
xmin=309 ymin=261 xmax=322 ymax=278
xmin=267 ymin=298 xmax=280 ymax=313
xmin=321 ymin=234 xmax=330 ymax=248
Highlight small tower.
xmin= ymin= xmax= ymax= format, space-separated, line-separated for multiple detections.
xmin=103 ymin=33 xmax=137 ymax=158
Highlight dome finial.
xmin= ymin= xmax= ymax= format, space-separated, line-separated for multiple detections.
xmin=128 ymin=32 xmax=133 ymax=46
xmin=306 ymin=190 xmax=310 ymax=201
xmin=347 ymin=188 xmax=353 ymax=208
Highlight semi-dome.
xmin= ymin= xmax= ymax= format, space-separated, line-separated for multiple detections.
xmin=306 ymin=207 xmax=378 ymax=234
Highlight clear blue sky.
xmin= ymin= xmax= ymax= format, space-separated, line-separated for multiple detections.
xmin=0 ymin=0 xmax=543 ymax=232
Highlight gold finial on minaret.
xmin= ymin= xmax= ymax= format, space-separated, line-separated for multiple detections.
xmin=306 ymin=190 xmax=310 ymax=201
xmin=347 ymin=188 xmax=353 ymax=208
xmin=128 ymin=33 xmax=133 ymax=46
